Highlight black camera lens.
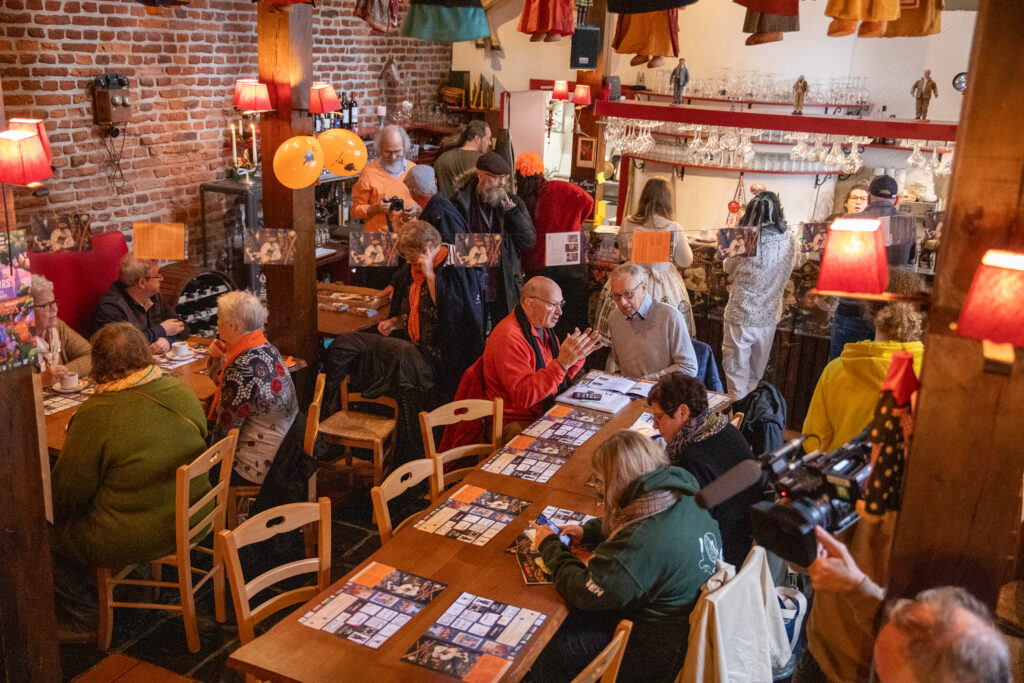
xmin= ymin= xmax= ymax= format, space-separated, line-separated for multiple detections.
xmin=389 ymin=197 xmax=404 ymax=212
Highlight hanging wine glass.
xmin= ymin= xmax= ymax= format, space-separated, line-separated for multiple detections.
xmin=788 ymin=132 xmax=810 ymax=161
xmin=687 ymin=127 xmax=704 ymax=163
xmin=825 ymin=139 xmax=846 ymax=168
xmin=906 ymin=142 xmax=926 ymax=169
xmin=809 ymin=135 xmax=827 ymax=163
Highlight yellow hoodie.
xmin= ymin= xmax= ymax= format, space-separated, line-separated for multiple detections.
xmin=802 ymin=340 xmax=924 ymax=453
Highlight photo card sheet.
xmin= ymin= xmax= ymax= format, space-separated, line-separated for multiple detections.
xmin=716 ymin=226 xmax=759 ymax=259
xmin=413 ymin=484 xmax=531 ymax=546
xmin=545 ymin=231 xmax=582 ymax=267
xmin=521 ymin=417 xmax=599 ymax=446
xmin=452 ymin=233 xmax=502 ymax=268
xmin=349 ymin=231 xmax=400 ymax=267
xmin=29 ymin=213 xmax=93 ymax=253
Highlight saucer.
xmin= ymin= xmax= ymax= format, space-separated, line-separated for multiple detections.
xmin=53 ymin=380 xmax=89 ymax=393
xmin=165 ymin=350 xmax=197 ymax=361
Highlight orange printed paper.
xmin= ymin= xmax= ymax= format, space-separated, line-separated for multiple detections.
xmin=631 ymin=230 xmax=672 ymax=264
xmin=350 ymin=561 xmax=395 ymax=588
xmin=547 ymin=405 xmax=572 ymax=418
xmin=133 ymin=221 xmax=186 ymax=261
xmin=464 ymin=654 xmax=512 ymax=683
xmin=451 ymin=484 xmax=487 ymax=504
xmin=508 ymin=435 xmax=536 ymax=450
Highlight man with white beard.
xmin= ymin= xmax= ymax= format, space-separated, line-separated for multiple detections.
xmin=350 ymin=124 xmax=417 ymax=233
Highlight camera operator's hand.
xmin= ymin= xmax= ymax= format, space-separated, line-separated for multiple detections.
xmin=402 ymin=204 xmax=422 ymax=221
xmin=808 ymin=526 xmax=867 ymax=593
xmin=369 ymin=199 xmax=392 ymax=218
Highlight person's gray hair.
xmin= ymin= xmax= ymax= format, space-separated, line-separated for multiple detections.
xmin=373 ymin=124 xmax=411 ymax=157
xmin=610 ymin=263 xmax=648 ymax=286
xmin=405 ymin=165 xmax=438 ymax=198
xmin=216 ymin=290 xmax=267 ymax=334
xmin=885 ymin=586 xmax=1011 ymax=683
xmin=119 ymin=253 xmax=157 ymax=286
xmin=31 ymin=274 xmax=55 ymax=297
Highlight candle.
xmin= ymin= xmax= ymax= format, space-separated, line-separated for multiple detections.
xmin=376 ymin=104 xmax=386 ymax=118
xmin=230 ymin=123 xmax=237 ymax=164
xmin=250 ymin=122 xmax=257 ymax=166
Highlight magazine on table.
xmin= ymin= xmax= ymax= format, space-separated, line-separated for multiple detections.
xmin=555 ymin=371 xmax=655 ymax=413
xmin=505 ymin=506 xmax=598 ymax=585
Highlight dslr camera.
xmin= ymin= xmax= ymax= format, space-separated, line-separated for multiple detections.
xmin=387 ymin=196 xmax=404 ymax=212
xmin=749 ymin=430 xmax=872 ymax=567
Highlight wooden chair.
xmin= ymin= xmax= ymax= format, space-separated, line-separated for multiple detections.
xmin=571 ymin=619 xmax=633 ymax=683
xmin=370 ymin=459 xmax=442 ymax=543
xmin=318 ymin=376 xmax=398 ymax=486
xmin=217 ymin=498 xmax=332 ymax=683
xmin=419 ymin=398 xmax=503 ymax=490
xmin=730 ymin=411 xmax=745 ymax=429
xmin=96 ymin=430 xmax=238 ymax=653
xmin=228 ymin=373 xmax=326 ymax=529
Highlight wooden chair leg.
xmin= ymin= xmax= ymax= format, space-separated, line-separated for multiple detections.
xmin=307 ymin=470 xmax=317 ymax=503
xmin=96 ymin=568 xmax=114 ymax=650
xmin=212 ymin=556 xmax=226 ymax=624
xmin=373 ymin=440 xmax=384 ymax=486
xmin=226 ymin=489 xmax=238 ymax=530
xmin=177 ymin=556 xmax=201 ymax=653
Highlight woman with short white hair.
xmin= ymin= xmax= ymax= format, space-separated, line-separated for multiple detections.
xmin=31 ymin=273 xmax=91 ymax=384
xmin=207 ymin=290 xmax=297 ymax=484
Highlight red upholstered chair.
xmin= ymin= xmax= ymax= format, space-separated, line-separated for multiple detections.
xmin=29 ymin=230 xmax=128 ymax=336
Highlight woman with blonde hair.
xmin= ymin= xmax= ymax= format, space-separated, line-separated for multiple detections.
xmin=530 ymin=429 xmax=721 ymax=682
xmin=594 ymin=177 xmax=694 ymax=343
xmin=31 ymin=273 xmax=91 ymax=385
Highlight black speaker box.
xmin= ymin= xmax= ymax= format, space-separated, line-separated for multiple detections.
xmin=570 ymin=26 xmax=601 ymax=71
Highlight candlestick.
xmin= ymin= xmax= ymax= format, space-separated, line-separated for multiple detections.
xmin=250 ymin=122 xmax=257 ymax=166
xmin=230 ymin=123 xmax=237 ymax=164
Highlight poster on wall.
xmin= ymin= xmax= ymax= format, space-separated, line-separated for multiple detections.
xmin=716 ymin=226 xmax=759 ymax=259
xmin=349 ymin=232 xmax=400 ymax=268
xmin=0 ymin=295 xmax=37 ymax=372
xmin=133 ymin=221 xmax=187 ymax=261
xmin=452 ymin=234 xmax=502 ymax=268
xmin=0 ymin=230 xmax=31 ymax=301
xmin=800 ymin=222 xmax=830 ymax=253
xmin=575 ymin=136 xmax=596 ymax=169
xmin=244 ymin=228 xmax=297 ymax=265
xmin=545 ymin=232 xmax=582 ymax=267
xmin=29 ymin=214 xmax=93 ymax=253
xmin=630 ymin=230 xmax=672 ymax=264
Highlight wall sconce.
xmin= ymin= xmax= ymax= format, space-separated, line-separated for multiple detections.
xmin=233 ymin=78 xmax=258 ymax=107
xmin=310 ymin=82 xmax=342 ymax=114
xmin=814 ymin=218 xmax=889 ymax=296
xmin=234 ymin=80 xmax=273 ymax=113
xmin=8 ymin=118 xmax=51 ymax=162
xmin=0 ymin=129 xmax=52 ymax=185
xmin=552 ymin=80 xmax=570 ymax=101
xmin=571 ymin=84 xmax=591 ymax=106
xmin=955 ymin=249 xmax=1024 ymax=374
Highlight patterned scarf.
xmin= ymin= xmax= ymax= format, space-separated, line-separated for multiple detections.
xmin=207 ymin=329 xmax=267 ymax=420
xmin=668 ymin=406 xmax=729 ymax=457
xmin=407 ymin=245 xmax=449 ymax=345
xmin=36 ymin=326 xmax=61 ymax=371
xmin=607 ymin=487 xmax=681 ymax=541
xmin=95 ymin=364 xmax=164 ymax=393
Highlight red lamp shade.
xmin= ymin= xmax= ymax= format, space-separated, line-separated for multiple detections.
xmin=817 ymin=218 xmax=889 ymax=294
xmin=572 ymin=84 xmax=592 ymax=106
xmin=310 ymin=82 xmax=342 ymax=114
xmin=956 ymin=249 xmax=1024 ymax=347
xmin=0 ymin=130 xmax=52 ymax=185
xmin=232 ymin=78 xmax=258 ymax=107
xmin=235 ymin=81 xmax=272 ymax=112
xmin=552 ymin=80 xmax=569 ymax=101
xmin=8 ymin=118 xmax=51 ymax=162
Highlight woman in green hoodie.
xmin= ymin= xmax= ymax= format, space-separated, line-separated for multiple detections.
xmin=530 ymin=430 xmax=721 ymax=682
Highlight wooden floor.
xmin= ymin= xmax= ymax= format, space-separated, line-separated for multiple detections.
xmin=73 ymin=654 xmax=195 ymax=683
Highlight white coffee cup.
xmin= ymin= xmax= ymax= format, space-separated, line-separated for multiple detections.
xmin=60 ymin=372 xmax=79 ymax=390
xmin=172 ymin=341 xmax=190 ymax=357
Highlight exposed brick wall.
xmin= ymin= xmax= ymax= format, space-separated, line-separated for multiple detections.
xmin=0 ymin=0 xmax=451 ymax=262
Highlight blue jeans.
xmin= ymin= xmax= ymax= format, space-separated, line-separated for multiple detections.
xmin=829 ymin=312 xmax=875 ymax=361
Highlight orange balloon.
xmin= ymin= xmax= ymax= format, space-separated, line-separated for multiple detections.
xmin=272 ymin=136 xmax=324 ymax=189
xmin=317 ymin=128 xmax=368 ymax=178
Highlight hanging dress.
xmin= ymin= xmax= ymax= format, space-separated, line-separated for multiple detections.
xmin=402 ymin=0 xmax=490 ymax=42
xmin=518 ymin=0 xmax=576 ymax=38
xmin=611 ymin=10 xmax=680 ymax=59
xmin=884 ymin=0 xmax=943 ymax=37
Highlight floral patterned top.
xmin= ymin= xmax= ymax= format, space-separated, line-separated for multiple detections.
xmin=209 ymin=343 xmax=298 ymax=484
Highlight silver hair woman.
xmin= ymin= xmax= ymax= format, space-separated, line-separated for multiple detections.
xmin=31 ymin=273 xmax=92 ymax=381
xmin=207 ymin=290 xmax=297 ymax=485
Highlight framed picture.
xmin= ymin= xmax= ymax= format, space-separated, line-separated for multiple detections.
xmin=576 ymin=136 xmax=596 ymax=169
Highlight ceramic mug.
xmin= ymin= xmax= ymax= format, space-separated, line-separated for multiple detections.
xmin=60 ymin=372 xmax=79 ymax=390
xmin=172 ymin=341 xmax=190 ymax=357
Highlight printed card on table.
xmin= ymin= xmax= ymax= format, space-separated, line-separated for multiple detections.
xmin=0 ymin=230 xmax=30 ymax=301
xmin=349 ymin=231 xmax=400 ymax=267
xmin=481 ymin=448 xmax=566 ymax=484
xmin=521 ymin=418 xmax=598 ymax=446
xmin=545 ymin=231 xmax=582 ymax=267
xmin=504 ymin=506 xmax=598 ymax=585
xmin=544 ymin=404 xmax=612 ymax=427
xmin=452 ymin=233 xmax=502 ymax=268
xmin=244 ymin=228 xmax=297 ymax=265
xmin=402 ymin=592 xmax=546 ymax=682
xmin=800 ymin=222 xmax=830 ymax=253
xmin=413 ymin=485 xmax=530 ymax=546
xmin=133 ymin=221 xmax=186 ymax=261
xmin=299 ymin=561 xmax=447 ymax=649
xmin=716 ymin=226 xmax=759 ymax=259
xmin=29 ymin=214 xmax=93 ymax=253
xmin=629 ymin=230 xmax=672 ymax=264
xmin=0 ymin=295 xmax=37 ymax=372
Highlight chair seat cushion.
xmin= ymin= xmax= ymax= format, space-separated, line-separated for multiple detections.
xmin=319 ymin=410 xmax=397 ymax=442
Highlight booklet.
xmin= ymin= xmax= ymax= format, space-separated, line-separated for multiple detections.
xmin=545 ymin=231 xmax=582 ymax=267
xmin=299 ymin=562 xmax=447 ymax=649
xmin=402 ymin=592 xmax=546 ymax=682
xmin=582 ymin=371 xmax=656 ymax=398
xmin=413 ymin=485 xmax=531 ymax=546
xmin=554 ymin=371 xmax=654 ymax=414
xmin=505 ymin=506 xmax=598 ymax=585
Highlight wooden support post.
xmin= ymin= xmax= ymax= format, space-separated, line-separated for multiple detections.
xmin=887 ymin=0 xmax=1024 ymax=607
xmin=0 ymin=79 xmax=61 ymax=683
xmin=258 ymin=3 xmax=318 ymax=367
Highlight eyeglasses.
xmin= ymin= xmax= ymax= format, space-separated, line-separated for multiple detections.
xmin=529 ymin=295 xmax=565 ymax=309
xmin=611 ymin=283 xmax=644 ymax=302
xmin=34 ymin=300 xmax=57 ymax=311
xmin=140 ymin=275 xmax=164 ymax=282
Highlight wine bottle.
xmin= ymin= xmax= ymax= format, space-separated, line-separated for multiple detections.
xmin=342 ymin=92 xmax=351 ymax=129
xmin=349 ymin=94 xmax=359 ymax=130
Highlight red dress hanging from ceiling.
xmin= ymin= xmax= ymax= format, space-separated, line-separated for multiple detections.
xmin=612 ymin=10 xmax=680 ymax=59
xmin=518 ymin=0 xmax=576 ymax=39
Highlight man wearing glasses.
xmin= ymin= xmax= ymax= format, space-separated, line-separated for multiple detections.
xmin=482 ymin=276 xmax=602 ymax=441
xmin=606 ymin=264 xmax=697 ymax=380
xmin=91 ymin=253 xmax=185 ymax=354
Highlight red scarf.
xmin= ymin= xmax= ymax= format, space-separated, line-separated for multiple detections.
xmin=408 ymin=245 xmax=448 ymax=345
xmin=207 ymin=329 xmax=267 ymax=420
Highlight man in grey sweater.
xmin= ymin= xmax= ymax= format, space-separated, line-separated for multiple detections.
xmin=606 ymin=264 xmax=698 ymax=380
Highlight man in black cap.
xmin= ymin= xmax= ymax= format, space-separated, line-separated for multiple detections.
xmin=828 ymin=174 xmax=917 ymax=359
xmin=452 ymin=151 xmax=536 ymax=332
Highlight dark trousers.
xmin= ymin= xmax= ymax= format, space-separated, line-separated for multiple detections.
xmin=791 ymin=648 xmax=830 ymax=683
xmin=829 ymin=311 xmax=875 ymax=361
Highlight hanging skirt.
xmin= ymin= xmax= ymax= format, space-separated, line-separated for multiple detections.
xmin=825 ymin=0 xmax=901 ymax=22
xmin=402 ymin=0 xmax=490 ymax=42
xmin=611 ymin=10 xmax=679 ymax=59
xmin=518 ymin=0 xmax=576 ymax=37
xmin=884 ymin=0 xmax=942 ymax=37
xmin=742 ymin=9 xmax=800 ymax=33
xmin=733 ymin=0 xmax=799 ymax=15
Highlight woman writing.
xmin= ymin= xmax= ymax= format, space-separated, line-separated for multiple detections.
xmin=530 ymin=430 xmax=721 ymax=682
xmin=31 ymin=274 xmax=91 ymax=385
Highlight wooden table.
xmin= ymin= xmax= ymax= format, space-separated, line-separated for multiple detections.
xmin=317 ymin=306 xmax=388 ymax=338
xmin=228 ymin=400 xmax=649 ymax=683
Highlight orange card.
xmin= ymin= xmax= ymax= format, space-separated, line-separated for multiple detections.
xmin=451 ymin=484 xmax=486 ymax=504
xmin=463 ymin=654 xmax=511 ymax=683
xmin=507 ymin=435 xmax=535 ymax=450
xmin=350 ymin=561 xmax=395 ymax=588
xmin=631 ymin=230 xmax=672 ymax=264
xmin=133 ymin=221 xmax=186 ymax=261
xmin=547 ymin=405 xmax=572 ymax=418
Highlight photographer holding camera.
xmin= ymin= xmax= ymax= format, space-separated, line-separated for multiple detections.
xmin=350 ymin=124 xmax=417 ymax=234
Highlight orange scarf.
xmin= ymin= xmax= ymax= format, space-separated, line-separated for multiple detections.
xmin=407 ymin=246 xmax=448 ymax=345
xmin=207 ymin=329 xmax=267 ymax=420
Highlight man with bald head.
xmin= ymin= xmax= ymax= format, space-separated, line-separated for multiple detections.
xmin=483 ymin=276 xmax=602 ymax=440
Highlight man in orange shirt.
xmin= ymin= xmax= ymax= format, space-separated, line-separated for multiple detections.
xmin=350 ymin=124 xmax=417 ymax=233
xmin=483 ymin=276 xmax=602 ymax=441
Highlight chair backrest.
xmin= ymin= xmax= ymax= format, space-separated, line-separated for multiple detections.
xmin=303 ymin=373 xmax=326 ymax=457
xmin=177 ymin=429 xmax=238 ymax=554
xmin=571 ymin=619 xmax=633 ymax=683
xmin=730 ymin=411 xmax=745 ymax=429
xmin=420 ymin=398 xmax=503 ymax=488
xmin=370 ymin=459 xmax=441 ymax=543
xmin=341 ymin=375 xmax=398 ymax=415
xmin=216 ymin=497 xmax=332 ymax=644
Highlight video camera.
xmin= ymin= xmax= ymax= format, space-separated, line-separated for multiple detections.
xmin=749 ymin=430 xmax=873 ymax=567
